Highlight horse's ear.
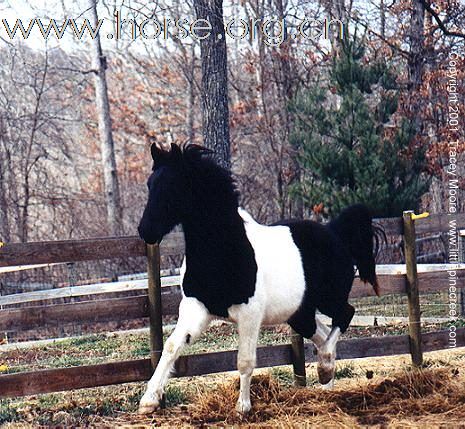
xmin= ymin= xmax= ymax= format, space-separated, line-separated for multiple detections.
xmin=151 ymin=143 xmax=171 ymax=168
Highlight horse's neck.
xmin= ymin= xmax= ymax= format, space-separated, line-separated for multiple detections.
xmin=182 ymin=208 xmax=245 ymax=262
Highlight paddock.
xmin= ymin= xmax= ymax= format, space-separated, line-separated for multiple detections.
xmin=0 ymin=212 xmax=464 ymax=426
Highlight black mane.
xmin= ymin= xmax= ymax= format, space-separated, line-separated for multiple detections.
xmin=181 ymin=144 xmax=240 ymax=212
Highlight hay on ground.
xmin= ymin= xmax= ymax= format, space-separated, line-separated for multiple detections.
xmin=184 ymin=367 xmax=464 ymax=427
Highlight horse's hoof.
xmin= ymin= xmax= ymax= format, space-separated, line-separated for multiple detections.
xmin=138 ymin=395 xmax=160 ymax=415
xmin=317 ymin=364 xmax=335 ymax=385
xmin=138 ymin=403 xmax=158 ymax=415
xmin=138 ymin=390 xmax=162 ymax=415
xmin=320 ymin=378 xmax=335 ymax=390
xmin=236 ymin=399 xmax=251 ymax=415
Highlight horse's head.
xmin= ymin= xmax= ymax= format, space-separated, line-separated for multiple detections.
xmin=138 ymin=143 xmax=189 ymax=244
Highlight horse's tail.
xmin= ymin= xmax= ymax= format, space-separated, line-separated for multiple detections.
xmin=328 ymin=204 xmax=386 ymax=297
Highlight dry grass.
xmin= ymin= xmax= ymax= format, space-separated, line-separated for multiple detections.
xmin=100 ymin=365 xmax=464 ymax=428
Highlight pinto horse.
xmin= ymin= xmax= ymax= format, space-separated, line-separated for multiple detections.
xmin=137 ymin=143 xmax=383 ymax=414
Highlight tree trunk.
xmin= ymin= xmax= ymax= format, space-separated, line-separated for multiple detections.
xmin=323 ymin=0 xmax=347 ymax=55
xmin=187 ymin=44 xmax=196 ymax=143
xmin=193 ymin=0 xmax=231 ymax=169
xmin=380 ymin=0 xmax=386 ymax=39
xmin=274 ymin=0 xmax=303 ymax=218
xmin=408 ymin=0 xmax=425 ymax=93
xmin=0 ymin=162 xmax=10 ymax=243
xmin=0 ymin=118 xmax=10 ymax=242
xmin=89 ymin=0 xmax=122 ymax=235
xmin=408 ymin=0 xmax=425 ymax=133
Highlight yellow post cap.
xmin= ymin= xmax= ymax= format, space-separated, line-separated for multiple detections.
xmin=411 ymin=212 xmax=429 ymax=221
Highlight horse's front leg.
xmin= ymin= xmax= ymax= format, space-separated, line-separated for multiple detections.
xmin=235 ymin=310 xmax=261 ymax=414
xmin=138 ymin=297 xmax=211 ymax=414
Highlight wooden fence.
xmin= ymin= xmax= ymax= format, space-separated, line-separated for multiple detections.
xmin=0 ymin=212 xmax=464 ymax=398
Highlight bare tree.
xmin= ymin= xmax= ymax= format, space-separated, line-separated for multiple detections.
xmin=0 ymin=117 xmax=10 ymax=243
xmin=89 ymin=0 xmax=122 ymax=235
xmin=408 ymin=0 xmax=425 ymax=95
xmin=0 ymin=43 xmax=88 ymax=242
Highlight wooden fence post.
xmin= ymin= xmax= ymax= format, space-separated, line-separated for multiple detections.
xmin=290 ymin=329 xmax=306 ymax=386
xmin=403 ymin=211 xmax=423 ymax=367
xmin=146 ymin=243 xmax=165 ymax=407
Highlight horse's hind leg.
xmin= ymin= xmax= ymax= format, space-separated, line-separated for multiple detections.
xmin=316 ymin=303 xmax=355 ymax=385
xmin=235 ymin=310 xmax=261 ymax=414
xmin=310 ymin=317 xmax=335 ymax=388
xmin=317 ymin=326 xmax=341 ymax=385
xmin=311 ymin=315 xmax=331 ymax=348
xmin=138 ymin=297 xmax=211 ymax=414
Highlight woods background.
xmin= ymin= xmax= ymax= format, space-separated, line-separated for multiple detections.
xmin=0 ymin=0 xmax=464 ymax=246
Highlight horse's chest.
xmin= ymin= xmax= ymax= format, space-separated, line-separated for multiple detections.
xmin=182 ymin=235 xmax=258 ymax=317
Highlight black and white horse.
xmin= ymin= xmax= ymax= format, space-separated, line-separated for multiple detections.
xmin=137 ymin=143 xmax=383 ymax=414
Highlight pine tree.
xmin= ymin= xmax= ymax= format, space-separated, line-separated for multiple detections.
xmin=290 ymin=37 xmax=430 ymax=218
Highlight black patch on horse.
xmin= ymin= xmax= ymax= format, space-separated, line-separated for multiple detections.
xmin=276 ymin=204 xmax=381 ymax=339
xmin=275 ymin=220 xmax=355 ymax=338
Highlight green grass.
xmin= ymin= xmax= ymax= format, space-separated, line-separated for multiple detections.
xmin=421 ymin=357 xmax=452 ymax=369
xmin=0 ymin=378 xmax=193 ymax=426
xmin=165 ymin=384 xmax=190 ymax=406
xmin=269 ymin=366 xmax=320 ymax=387
xmin=2 ymin=318 xmax=461 ymax=375
xmin=0 ymin=400 xmax=18 ymax=423
xmin=0 ymin=383 xmax=149 ymax=426
xmin=352 ymin=291 xmax=458 ymax=318
xmin=270 ymin=367 xmax=295 ymax=387
xmin=129 ymin=336 xmax=151 ymax=357
xmin=47 ymin=354 xmax=90 ymax=368
xmin=334 ymin=362 xmax=357 ymax=379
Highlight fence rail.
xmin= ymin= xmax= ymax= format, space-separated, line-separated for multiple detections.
xmin=0 ymin=233 xmax=184 ymax=267
xmin=0 ymin=212 xmax=464 ymax=398
xmin=0 ymin=328 xmax=462 ymax=398
xmin=1 ymin=213 xmax=464 ymax=269
xmin=2 ymin=270 xmax=465 ymax=333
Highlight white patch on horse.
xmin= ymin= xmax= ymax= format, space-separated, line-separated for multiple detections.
xmin=227 ymin=210 xmax=308 ymax=413
xmin=232 ymin=208 xmax=306 ymax=325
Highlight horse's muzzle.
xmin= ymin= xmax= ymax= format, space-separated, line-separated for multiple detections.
xmin=138 ymin=224 xmax=159 ymax=245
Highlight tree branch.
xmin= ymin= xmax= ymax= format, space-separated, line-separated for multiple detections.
xmin=349 ymin=13 xmax=410 ymax=59
xmin=420 ymin=0 xmax=465 ymax=39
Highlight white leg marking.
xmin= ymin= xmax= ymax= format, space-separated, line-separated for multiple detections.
xmin=320 ymin=378 xmax=335 ymax=390
xmin=138 ymin=298 xmax=211 ymax=414
xmin=235 ymin=312 xmax=261 ymax=415
xmin=311 ymin=315 xmax=331 ymax=348
xmin=317 ymin=326 xmax=341 ymax=386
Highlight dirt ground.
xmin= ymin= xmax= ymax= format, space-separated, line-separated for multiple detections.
xmin=2 ymin=347 xmax=465 ymax=428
